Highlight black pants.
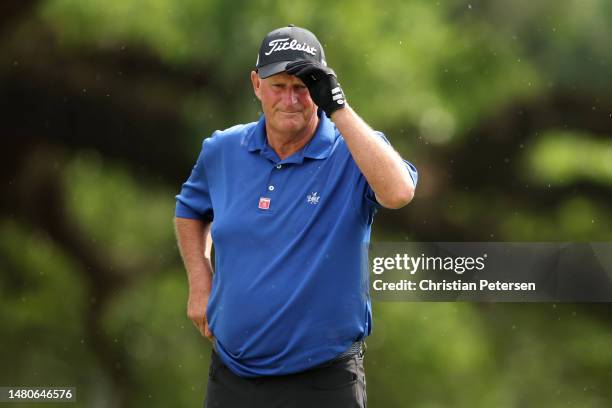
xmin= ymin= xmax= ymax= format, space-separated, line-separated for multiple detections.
xmin=204 ymin=350 xmax=367 ymax=408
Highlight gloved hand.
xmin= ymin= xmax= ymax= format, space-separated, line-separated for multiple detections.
xmin=285 ymin=61 xmax=346 ymax=117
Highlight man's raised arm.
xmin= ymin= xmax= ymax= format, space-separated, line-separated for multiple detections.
xmin=331 ymin=106 xmax=415 ymax=209
xmin=286 ymin=61 xmax=415 ymax=209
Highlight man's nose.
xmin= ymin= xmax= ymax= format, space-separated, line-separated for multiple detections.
xmin=282 ymin=88 xmax=299 ymax=105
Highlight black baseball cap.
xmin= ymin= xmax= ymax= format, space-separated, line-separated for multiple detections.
xmin=256 ymin=25 xmax=327 ymax=79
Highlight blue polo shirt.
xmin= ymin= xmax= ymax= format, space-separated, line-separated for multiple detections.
xmin=175 ymin=111 xmax=417 ymax=377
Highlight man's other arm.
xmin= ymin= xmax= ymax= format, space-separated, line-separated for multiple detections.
xmin=174 ymin=217 xmax=214 ymax=341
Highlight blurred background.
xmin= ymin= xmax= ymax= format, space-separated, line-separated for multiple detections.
xmin=1 ymin=0 xmax=612 ymax=406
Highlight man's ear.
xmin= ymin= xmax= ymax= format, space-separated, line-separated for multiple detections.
xmin=251 ymin=71 xmax=262 ymax=101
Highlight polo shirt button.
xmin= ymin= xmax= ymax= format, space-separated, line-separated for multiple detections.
xmin=268 ymin=185 xmax=275 ymax=191
xmin=276 ymin=164 xmax=282 ymax=169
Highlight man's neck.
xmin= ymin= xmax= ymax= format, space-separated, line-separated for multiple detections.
xmin=265 ymin=115 xmax=320 ymax=160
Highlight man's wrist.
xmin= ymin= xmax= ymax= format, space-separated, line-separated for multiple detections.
xmin=329 ymin=103 xmax=350 ymax=121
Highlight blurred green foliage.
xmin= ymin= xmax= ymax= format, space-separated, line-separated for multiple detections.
xmin=528 ymin=131 xmax=612 ymax=186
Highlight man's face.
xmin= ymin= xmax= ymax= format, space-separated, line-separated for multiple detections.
xmin=251 ymin=71 xmax=317 ymax=135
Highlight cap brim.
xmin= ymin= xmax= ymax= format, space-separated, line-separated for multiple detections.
xmin=257 ymin=61 xmax=291 ymax=79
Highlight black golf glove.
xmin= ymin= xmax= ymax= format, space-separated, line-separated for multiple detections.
xmin=285 ymin=61 xmax=346 ymax=117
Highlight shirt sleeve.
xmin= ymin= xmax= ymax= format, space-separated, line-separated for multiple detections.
xmin=175 ymin=140 xmax=214 ymax=221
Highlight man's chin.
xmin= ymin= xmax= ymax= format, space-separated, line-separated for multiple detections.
xmin=276 ymin=118 xmax=305 ymax=132
xmin=282 ymin=125 xmax=304 ymax=135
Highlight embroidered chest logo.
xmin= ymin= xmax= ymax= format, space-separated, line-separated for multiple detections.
xmin=306 ymin=192 xmax=320 ymax=205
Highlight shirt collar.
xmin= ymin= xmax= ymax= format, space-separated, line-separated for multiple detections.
xmin=246 ymin=110 xmax=336 ymax=164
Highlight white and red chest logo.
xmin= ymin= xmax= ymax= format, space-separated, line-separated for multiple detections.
xmin=258 ymin=197 xmax=271 ymax=210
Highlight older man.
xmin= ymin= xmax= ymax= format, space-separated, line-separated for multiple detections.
xmin=175 ymin=25 xmax=417 ymax=407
